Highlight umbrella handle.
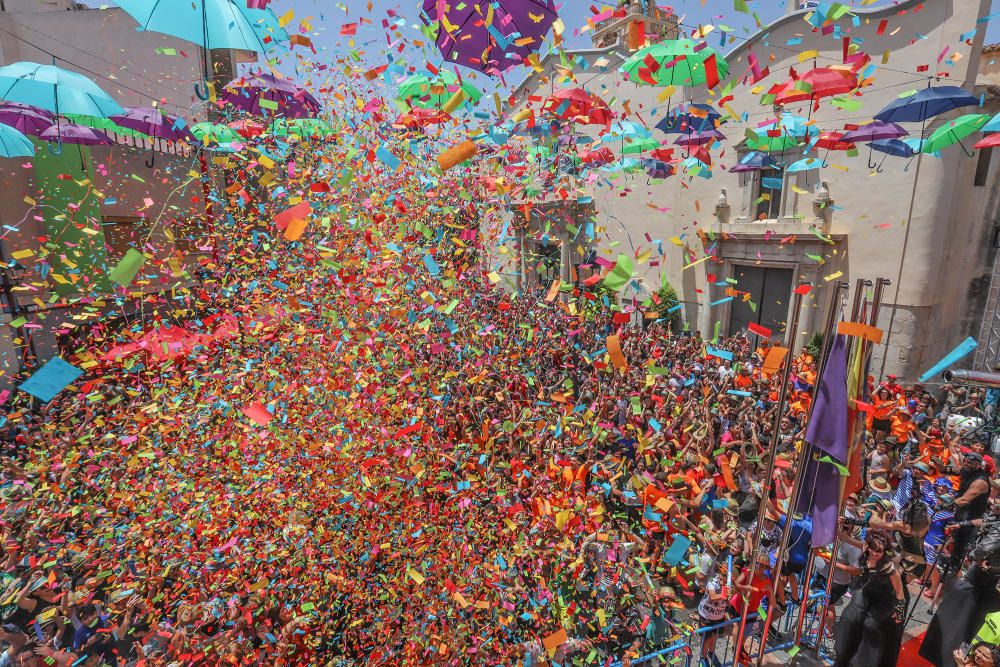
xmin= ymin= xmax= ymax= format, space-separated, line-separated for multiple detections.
xmin=960 ymin=141 xmax=976 ymax=159
xmin=903 ymin=157 xmax=914 ymax=172
xmin=46 ymin=141 xmax=63 ymax=157
xmin=867 ymin=155 xmax=879 ymax=170
xmin=194 ymin=82 xmax=211 ymax=101
xmin=145 ymin=152 xmax=156 ymax=169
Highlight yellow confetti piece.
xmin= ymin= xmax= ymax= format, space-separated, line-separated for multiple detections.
xmin=824 ymin=271 xmax=844 ymax=282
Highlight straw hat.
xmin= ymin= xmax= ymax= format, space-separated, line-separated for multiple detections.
xmin=870 ymin=476 xmax=891 ymax=494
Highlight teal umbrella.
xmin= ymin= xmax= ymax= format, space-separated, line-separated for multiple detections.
xmin=116 ymin=0 xmax=284 ymax=100
xmin=0 ymin=61 xmax=123 ymax=155
xmin=0 ymin=124 xmax=34 ymax=158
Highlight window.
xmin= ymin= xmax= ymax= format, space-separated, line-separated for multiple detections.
xmin=534 ymin=242 xmax=560 ymax=287
xmin=101 ymin=216 xmax=145 ymax=260
xmin=975 ymin=147 xmax=992 ymax=187
xmin=755 ymin=167 xmax=784 ymax=220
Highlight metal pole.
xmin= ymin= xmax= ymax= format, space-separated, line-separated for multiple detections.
xmin=813 ymin=277 xmax=891 ymax=654
xmin=754 ymin=281 xmax=849 ymax=665
xmin=732 ymin=284 xmax=807 ymax=666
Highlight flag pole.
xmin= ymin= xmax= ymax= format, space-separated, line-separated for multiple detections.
xmin=790 ymin=277 xmax=871 ymax=648
xmin=732 ymin=283 xmax=807 ymax=666
xmin=812 ymin=277 xmax=891 ymax=655
xmin=752 ymin=280 xmax=849 ymax=666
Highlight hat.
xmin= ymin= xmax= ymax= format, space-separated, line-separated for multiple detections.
xmin=765 ymin=506 xmax=781 ymax=522
xmin=934 ymin=478 xmax=956 ymax=491
xmin=912 ymin=462 xmax=931 ymax=474
xmin=965 ymin=452 xmax=984 ymax=465
xmin=884 ymin=435 xmax=900 ymax=445
xmin=870 ymin=477 xmax=891 ymax=494
xmin=888 ymin=374 xmax=898 ymax=380
xmin=721 ymin=498 xmax=739 ymax=517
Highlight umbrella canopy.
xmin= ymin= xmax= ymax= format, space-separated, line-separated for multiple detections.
xmin=785 ymin=157 xmax=824 ymax=172
xmin=922 ymin=113 xmax=991 ymax=154
xmin=392 ymin=108 xmax=452 ymax=130
xmin=228 ymin=119 xmax=265 ymax=138
xmin=673 ymin=129 xmax=725 ymax=147
xmin=769 ymin=67 xmax=857 ymax=105
xmin=0 ymin=61 xmax=122 ymax=117
xmin=681 ymin=156 xmax=712 ymax=178
xmin=983 ymin=112 xmax=1000 ymax=133
xmin=40 ymin=124 xmax=112 ymax=146
xmin=974 ymin=133 xmax=1000 ymax=150
xmin=0 ymin=102 xmax=53 ymax=136
xmin=578 ymin=147 xmax=615 ymax=165
xmin=116 ymin=0 xmax=282 ymax=52
xmin=599 ymin=121 xmax=650 ymax=142
xmin=398 ymin=71 xmax=482 ymax=110
xmin=191 ymin=121 xmax=240 ymax=146
xmin=744 ymin=131 xmax=801 ymax=153
xmin=542 ymin=88 xmax=612 ymax=126
xmin=223 ymin=72 xmax=320 ymax=119
xmin=869 ymin=138 xmax=917 ymax=158
xmin=421 ymin=0 xmax=557 ymax=74
xmin=621 ymin=40 xmax=728 ymax=87
xmin=729 ymin=151 xmax=778 ymax=173
xmin=287 ymin=118 xmax=334 ymax=138
xmin=110 ymin=106 xmax=192 ymax=142
xmin=759 ymin=114 xmax=818 ymax=139
xmin=64 ymin=114 xmax=151 ymax=141
xmin=839 ymin=120 xmax=907 ymax=143
xmin=642 ymin=158 xmax=674 ymax=179
xmin=811 ymin=130 xmax=854 ymax=151
xmin=874 ymin=85 xmax=980 ymax=124
xmin=655 ymin=108 xmax=719 ymax=134
xmin=0 ymin=124 xmax=35 ymax=158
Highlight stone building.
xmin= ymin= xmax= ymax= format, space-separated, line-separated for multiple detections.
xmin=0 ymin=1 xmax=254 ymax=387
xmin=492 ymin=0 xmax=1000 ymax=380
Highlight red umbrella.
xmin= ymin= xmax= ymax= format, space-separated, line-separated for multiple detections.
xmin=543 ymin=88 xmax=613 ymax=126
xmin=813 ymin=129 xmax=855 ymax=166
xmin=974 ymin=133 xmax=1000 ymax=150
xmin=392 ymin=108 xmax=452 ymax=130
xmin=228 ymin=119 xmax=265 ymax=138
xmin=771 ymin=67 xmax=857 ymax=105
xmin=577 ymin=146 xmax=615 ymax=165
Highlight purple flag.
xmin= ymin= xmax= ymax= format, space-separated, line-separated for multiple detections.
xmin=796 ymin=333 xmax=849 ymax=547
xmin=804 ymin=333 xmax=849 ymax=462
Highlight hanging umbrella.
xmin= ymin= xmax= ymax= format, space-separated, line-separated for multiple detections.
xmin=229 ymin=118 xmax=265 ymax=138
xmin=868 ymin=138 xmax=918 ymax=172
xmin=768 ymin=67 xmax=857 ymax=106
xmin=922 ymin=113 xmax=991 ymax=156
xmin=759 ymin=114 xmax=819 ymax=140
xmin=681 ymin=156 xmax=712 ymax=179
xmin=398 ymin=71 xmax=482 ymax=110
xmin=578 ymin=147 xmax=615 ymax=166
xmin=840 ymin=120 xmax=908 ymax=168
xmin=642 ymin=158 xmax=674 ymax=179
xmin=982 ymin=112 xmax=1000 ymax=133
xmin=621 ymin=40 xmax=729 ymax=87
xmin=420 ymin=0 xmax=557 ymax=75
xmin=785 ymin=157 xmax=824 ymax=172
xmin=600 ymin=121 xmax=650 ymax=143
xmin=673 ymin=128 xmax=725 ymax=146
xmin=237 ymin=2 xmax=290 ymax=48
xmin=744 ymin=131 xmax=801 ymax=153
xmin=542 ymin=88 xmax=612 ymax=126
xmin=656 ymin=109 xmax=719 ymax=134
xmin=116 ymin=0 xmax=285 ymax=99
xmin=0 ymin=102 xmax=53 ymax=137
xmin=0 ymin=61 xmax=122 ymax=154
xmin=110 ymin=106 xmax=193 ymax=167
xmin=809 ymin=130 xmax=854 ymax=166
xmin=222 ymin=72 xmax=320 ymax=119
xmin=191 ymin=121 xmax=240 ymax=149
xmin=392 ymin=108 xmax=452 ymax=130
xmin=729 ymin=151 xmax=778 ymax=173
xmin=974 ymin=133 xmax=1000 ymax=150
xmin=287 ymin=118 xmax=334 ymax=138
xmin=874 ymin=85 xmax=980 ymax=124
xmin=40 ymin=124 xmax=112 ymax=145
xmin=0 ymin=124 xmax=35 ymax=158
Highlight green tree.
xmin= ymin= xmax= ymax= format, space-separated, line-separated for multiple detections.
xmin=649 ymin=281 xmax=681 ymax=328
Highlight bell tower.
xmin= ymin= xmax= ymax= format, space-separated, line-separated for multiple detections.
xmin=590 ymin=0 xmax=680 ymax=50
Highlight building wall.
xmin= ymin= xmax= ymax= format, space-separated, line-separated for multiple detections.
xmin=501 ymin=0 xmax=996 ymax=380
xmin=0 ymin=6 xmax=236 ymax=388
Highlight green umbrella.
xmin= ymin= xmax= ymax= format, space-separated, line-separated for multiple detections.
xmin=397 ymin=71 xmax=482 ymax=110
xmin=288 ymin=118 xmax=334 ymax=137
xmin=621 ymin=137 xmax=660 ymax=154
xmin=64 ymin=114 xmax=151 ymax=141
xmin=620 ymin=40 xmax=729 ymax=87
xmin=744 ymin=130 xmax=801 ymax=153
xmin=923 ymin=113 xmax=991 ymax=156
xmin=190 ymin=121 xmax=240 ymax=148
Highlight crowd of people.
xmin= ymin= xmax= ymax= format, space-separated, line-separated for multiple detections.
xmin=0 ymin=136 xmax=998 ymax=667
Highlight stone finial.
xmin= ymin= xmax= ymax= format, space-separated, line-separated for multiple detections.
xmin=715 ymin=188 xmax=731 ymax=224
xmin=812 ymin=181 xmax=833 ymax=230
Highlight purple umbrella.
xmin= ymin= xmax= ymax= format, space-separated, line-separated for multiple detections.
xmin=840 ymin=120 xmax=908 ymax=170
xmin=110 ymin=106 xmax=192 ymax=167
xmin=729 ymin=151 xmax=779 ymax=173
xmin=673 ymin=129 xmax=726 ymax=146
xmin=222 ymin=72 xmax=320 ymax=119
xmin=40 ymin=124 xmax=112 ymax=145
xmin=421 ymin=0 xmax=557 ymax=74
xmin=0 ymin=102 xmax=53 ymax=137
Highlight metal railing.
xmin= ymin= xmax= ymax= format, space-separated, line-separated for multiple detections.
xmin=609 ymin=591 xmax=833 ymax=667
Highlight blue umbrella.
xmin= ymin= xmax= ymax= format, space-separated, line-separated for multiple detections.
xmin=874 ymin=85 xmax=979 ymax=124
xmin=759 ymin=113 xmax=819 ymax=140
xmin=868 ymin=138 xmax=917 ymax=173
xmin=642 ymin=158 xmax=674 ymax=180
xmin=984 ymin=112 xmax=1000 ymax=133
xmin=655 ymin=106 xmax=721 ymax=134
xmin=682 ymin=156 xmax=712 ymax=179
xmin=116 ymin=0 xmax=285 ymax=99
xmin=0 ymin=61 xmax=122 ymax=155
xmin=729 ymin=151 xmax=778 ymax=173
xmin=0 ymin=124 xmax=34 ymax=158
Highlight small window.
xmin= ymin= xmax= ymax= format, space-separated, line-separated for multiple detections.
xmin=101 ymin=216 xmax=144 ymax=260
xmin=975 ymin=147 xmax=992 ymax=187
xmin=755 ymin=167 xmax=784 ymax=220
